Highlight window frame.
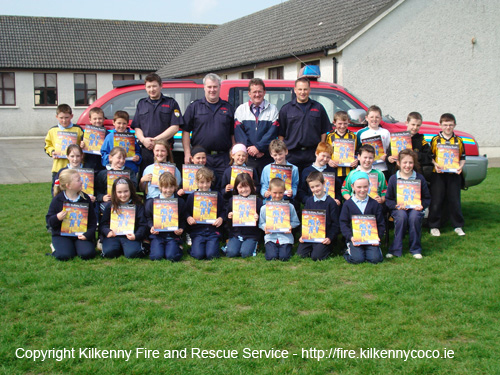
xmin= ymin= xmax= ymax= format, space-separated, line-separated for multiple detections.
xmin=74 ymin=73 xmax=97 ymax=107
xmin=34 ymin=73 xmax=58 ymax=106
xmin=268 ymin=66 xmax=284 ymax=80
xmin=0 ymin=72 xmax=16 ymax=106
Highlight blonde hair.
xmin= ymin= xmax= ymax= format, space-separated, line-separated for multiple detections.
xmin=54 ymin=169 xmax=84 ymax=198
xmin=159 ymin=171 xmax=177 ymax=188
xmin=196 ymin=167 xmax=214 ymax=182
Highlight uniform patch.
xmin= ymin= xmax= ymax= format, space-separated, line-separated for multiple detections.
xmin=174 ymin=109 xmax=180 ymax=117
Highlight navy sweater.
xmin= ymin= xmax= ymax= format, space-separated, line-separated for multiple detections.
xmin=297 ymin=165 xmax=342 ymax=204
xmin=385 ymin=173 xmax=431 ymax=211
xmin=185 ymin=191 xmax=225 ymax=235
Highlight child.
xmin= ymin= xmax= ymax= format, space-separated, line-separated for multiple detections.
xmin=260 ymin=139 xmax=299 ymax=203
xmin=145 ymin=172 xmax=185 ymax=261
xmin=140 ymin=139 xmax=182 ymax=200
xmin=100 ymin=177 xmax=148 ymax=258
xmin=185 ymin=167 xmax=224 ymax=260
xmin=327 ymin=110 xmax=358 ymax=185
xmin=297 ymin=142 xmax=341 ymax=205
xmin=178 ymin=145 xmax=220 ymax=195
xmin=81 ymin=107 xmax=107 ymax=173
xmin=258 ymin=178 xmax=300 ymax=261
xmin=297 ymin=171 xmax=340 ymax=261
xmin=46 ymin=169 xmax=97 ymax=261
xmin=428 ymin=113 xmax=466 ymax=237
xmin=339 ymin=171 xmax=385 ymax=264
xmin=385 ymin=149 xmax=431 ymax=259
xmin=221 ymin=143 xmax=260 ymax=201
xmin=225 ymin=173 xmax=263 ymax=258
xmin=44 ymin=104 xmax=84 ymax=181
xmin=341 ymin=144 xmax=387 ymax=205
xmin=101 ymin=110 xmax=141 ymax=175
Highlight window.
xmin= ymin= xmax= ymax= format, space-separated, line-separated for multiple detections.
xmin=0 ymin=72 xmax=15 ymax=105
xmin=34 ymin=73 xmax=57 ymax=106
xmin=300 ymin=60 xmax=320 ymax=68
xmin=241 ymin=71 xmax=254 ymax=79
xmin=268 ymin=67 xmax=284 ymax=80
xmin=113 ymin=74 xmax=135 ymax=81
xmin=74 ymin=73 xmax=97 ymax=106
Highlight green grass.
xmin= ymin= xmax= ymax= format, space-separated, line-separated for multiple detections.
xmin=1 ymin=170 xmax=499 ymax=374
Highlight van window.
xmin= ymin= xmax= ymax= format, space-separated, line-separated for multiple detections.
xmin=229 ymin=87 xmax=293 ymax=111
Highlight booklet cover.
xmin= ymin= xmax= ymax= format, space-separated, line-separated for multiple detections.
xmin=265 ymin=201 xmax=290 ymax=233
xmin=332 ymin=138 xmax=356 ymax=167
xmin=182 ymin=164 xmax=203 ymax=193
xmin=107 ymin=170 xmax=130 ymax=196
xmin=111 ymin=204 xmax=136 ymax=235
xmin=113 ymin=133 xmax=136 ymax=160
xmin=61 ymin=202 xmax=88 ymax=237
xmin=232 ymin=195 xmax=257 ymax=227
xmin=351 ymin=215 xmax=379 ymax=246
xmin=55 ymin=131 xmax=77 ymax=159
xmin=397 ymin=179 xmax=421 ymax=209
xmin=323 ymin=172 xmax=336 ymax=199
xmin=362 ymin=135 xmax=385 ymax=164
xmin=75 ymin=168 xmax=94 ymax=196
xmin=367 ymin=172 xmax=380 ymax=199
xmin=230 ymin=166 xmax=253 ymax=187
xmin=83 ymin=125 xmax=106 ymax=155
xmin=151 ymin=162 xmax=176 ymax=187
xmin=390 ymin=132 xmax=412 ymax=156
xmin=270 ymin=164 xmax=292 ymax=192
xmin=193 ymin=191 xmax=218 ymax=224
xmin=436 ymin=144 xmax=460 ymax=172
xmin=301 ymin=209 xmax=326 ymax=243
xmin=153 ymin=198 xmax=178 ymax=232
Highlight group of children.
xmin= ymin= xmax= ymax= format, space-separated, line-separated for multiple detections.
xmin=45 ymin=103 xmax=467 ymax=264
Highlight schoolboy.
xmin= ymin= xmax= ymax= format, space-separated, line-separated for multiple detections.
xmin=81 ymin=107 xmax=108 ymax=172
xmin=186 ymin=167 xmax=224 ymax=260
xmin=44 ymin=104 xmax=84 ymax=181
xmin=297 ymin=171 xmax=340 ymax=261
xmin=327 ymin=110 xmax=358 ymax=185
xmin=178 ymin=145 xmax=220 ymax=195
xmin=341 ymin=145 xmax=387 ymax=205
xmin=101 ymin=110 xmax=142 ymax=175
xmin=428 ymin=113 xmax=466 ymax=237
xmin=297 ymin=142 xmax=342 ymax=205
xmin=339 ymin=171 xmax=385 ymax=264
xmin=258 ymin=178 xmax=300 ymax=261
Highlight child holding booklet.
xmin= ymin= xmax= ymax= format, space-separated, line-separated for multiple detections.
xmin=100 ymin=177 xmax=148 ymax=258
xmin=225 ymin=173 xmax=263 ymax=258
xmin=145 ymin=172 xmax=185 ymax=261
xmin=178 ymin=146 xmax=220 ymax=196
xmin=52 ymin=145 xmax=86 ymax=194
xmin=46 ymin=169 xmax=97 ymax=261
xmin=81 ymin=107 xmax=107 ymax=173
xmin=385 ymin=149 xmax=431 ymax=259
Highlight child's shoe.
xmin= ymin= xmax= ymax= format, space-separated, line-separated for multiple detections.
xmin=430 ymin=228 xmax=440 ymax=237
xmin=413 ymin=253 xmax=423 ymax=259
xmin=454 ymin=227 xmax=466 ymax=236
xmin=385 ymin=253 xmax=394 ymax=259
xmin=185 ymin=233 xmax=192 ymax=246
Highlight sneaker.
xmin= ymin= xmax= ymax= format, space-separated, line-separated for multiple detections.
xmin=454 ymin=227 xmax=466 ymax=236
xmin=430 ymin=228 xmax=441 ymax=237
xmin=50 ymin=242 xmax=55 ymax=253
xmin=186 ymin=233 xmax=192 ymax=246
xmin=413 ymin=254 xmax=423 ymax=259
xmin=96 ymin=239 xmax=103 ymax=251
xmin=385 ymin=253 xmax=394 ymax=259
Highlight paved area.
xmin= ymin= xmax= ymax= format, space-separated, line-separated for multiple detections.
xmin=0 ymin=137 xmax=498 ymax=185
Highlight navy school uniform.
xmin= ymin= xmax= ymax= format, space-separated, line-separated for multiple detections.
xmin=46 ymin=191 xmax=97 ymax=261
xmin=297 ymin=194 xmax=340 ymax=261
xmin=99 ymin=202 xmax=148 ymax=259
xmin=220 ymin=165 xmax=261 ymax=201
xmin=82 ymin=128 xmax=109 ymax=173
xmin=145 ymin=194 xmax=186 ymax=261
xmin=101 ymin=131 xmax=142 ymax=174
xmin=340 ymin=197 xmax=385 ymax=264
xmin=95 ymin=167 xmax=138 ymax=210
xmin=297 ymin=164 xmax=342 ymax=205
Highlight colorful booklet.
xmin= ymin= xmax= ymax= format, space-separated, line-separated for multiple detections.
xmin=230 ymin=166 xmax=253 ymax=187
xmin=55 ymin=131 xmax=77 ymax=158
xmin=151 ymin=162 xmax=176 ymax=187
xmin=397 ymin=179 xmax=421 ymax=209
xmin=61 ymin=202 xmax=88 ymax=237
xmin=153 ymin=198 xmax=178 ymax=231
xmin=111 ymin=204 xmax=136 ymax=235
xmin=362 ymin=135 xmax=385 ymax=164
xmin=367 ymin=172 xmax=379 ymax=198
xmin=107 ymin=170 xmax=130 ymax=196
xmin=232 ymin=195 xmax=257 ymax=227
xmin=265 ymin=201 xmax=290 ymax=233
xmin=390 ymin=131 xmax=411 ymax=156
xmin=351 ymin=215 xmax=379 ymax=246
xmin=270 ymin=164 xmax=292 ymax=192
xmin=301 ymin=209 xmax=326 ymax=242
xmin=182 ymin=164 xmax=203 ymax=193
xmin=436 ymin=144 xmax=460 ymax=172
xmin=113 ymin=133 xmax=136 ymax=160
xmin=193 ymin=191 xmax=218 ymax=224
xmin=323 ymin=172 xmax=336 ymax=199
xmin=332 ymin=138 xmax=356 ymax=167
xmin=75 ymin=168 xmax=94 ymax=196
xmin=83 ymin=125 xmax=106 ymax=155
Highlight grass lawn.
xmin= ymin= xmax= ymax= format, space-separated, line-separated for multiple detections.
xmin=1 ymin=170 xmax=499 ymax=374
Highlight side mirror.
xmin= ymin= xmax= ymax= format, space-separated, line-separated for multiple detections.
xmin=348 ymin=109 xmax=367 ymax=125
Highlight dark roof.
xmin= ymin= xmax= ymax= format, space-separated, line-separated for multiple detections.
xmin=158 ymin=0 xmax=396 ymax=78
xmin=0 ymin=16 xmax=216 ymax=71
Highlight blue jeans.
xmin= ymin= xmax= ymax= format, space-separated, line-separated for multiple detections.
xmin=265 ymin=242 xmax=292 ymax=261
xmin=102 ymin=236 xmax=143 ymax=258
xmin=52 ymin=235 xmax=96 ymax=261
xmin=226 ymin=237 xmax=257 ymax=258
xmin=190 ymin=230 xmax=221 ymax=260
xmin=344 ymin=241 xmax=383 ymax=264
xmin=150 ymin=235 xmax=183 ymax=261
xmin=390 ymin=209 xmax=424 ymax=256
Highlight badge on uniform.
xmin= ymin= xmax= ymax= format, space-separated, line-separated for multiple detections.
xmin=174 ymin=109 xmax=180 ymax=117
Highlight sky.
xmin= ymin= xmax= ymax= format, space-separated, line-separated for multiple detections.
xmin=1 ymin=0 xmax=286 ymax=24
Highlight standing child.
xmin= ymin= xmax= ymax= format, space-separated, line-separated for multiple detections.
xmin=385 ymin=150 xmax=431 ymax=259
xmin=81 ymin=107 xmax=107 ymax=173
xmin=46 ymin=169 xmax=96 ymax=261
xmin=428 ymin=113 xmax=466 ymax=237
xmin=100 ymin=177 xmax=148 ymax=258
xmin=225 ymin=173 xmax=263 ymax=258
xmin=258 ymin=178 xmax=300 ymax=261
xmin=178 ymin=146 xmax=220 ymax=196
xmin=221 ymin=143 xmax=260 ymax=201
